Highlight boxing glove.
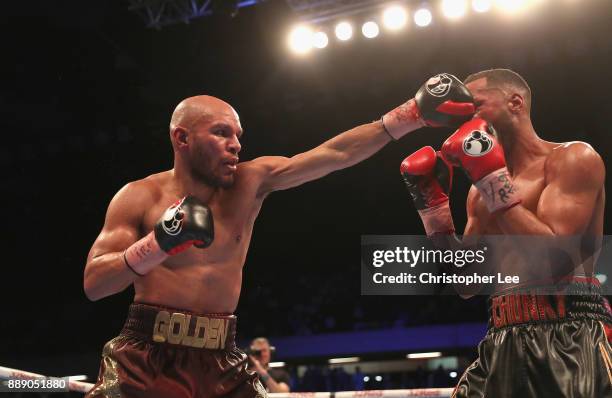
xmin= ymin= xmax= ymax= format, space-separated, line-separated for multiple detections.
xmin=124 ymin=196 xmax=214 ymax=276
xmin=382 ymin=73 xmax=475 ymax=140
xmin=441 ymin=118 xmax=520 ymax=212
xmin=401 ymin=146 xmax=455 ymax=236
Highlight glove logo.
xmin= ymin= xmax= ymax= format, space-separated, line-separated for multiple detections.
xmin=162 ymin=199 xmax=185 ymax=236
xmin=425 ymin=73 xmax=453 ymax=98
xmin=463 ymin=130 xmax=493 ymax=157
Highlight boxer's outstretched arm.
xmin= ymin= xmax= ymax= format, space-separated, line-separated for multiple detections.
xmin=497 ymin=143 xmax=604 ymax=235
xmin=254 ymin=120 xmax=391 ymax=194
xmin=83 ymin=182 xmax=149 ymax=301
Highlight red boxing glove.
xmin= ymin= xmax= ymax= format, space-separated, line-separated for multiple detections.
xmin=441 ymin=118 xmax=520 ymax=213
xmin=400 ymin=146 xmax=455 ymax=236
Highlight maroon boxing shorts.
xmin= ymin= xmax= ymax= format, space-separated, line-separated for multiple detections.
xmin=86 ymin=303 xmax=267 ymax=398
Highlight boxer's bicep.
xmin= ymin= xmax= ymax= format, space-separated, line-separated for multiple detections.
xmin=538 ymin=145 xmax=604 ymax=235
xmin=254 ymin=148 xmax=346 ymax=194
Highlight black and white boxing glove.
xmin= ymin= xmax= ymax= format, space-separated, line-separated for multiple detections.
xmin=382 ymin=73 xmax=475 ymax=140
xmin=123 ymin=196 xmax=214 ymax=276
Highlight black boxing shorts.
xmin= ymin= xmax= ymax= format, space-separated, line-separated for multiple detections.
xmin=453 ymin=279 xmax=612 ymax=398
xmin=86 ymin=303 xmax=267 ymax=398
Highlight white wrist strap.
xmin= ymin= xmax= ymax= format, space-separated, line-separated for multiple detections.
xmin=382 ymin=99 xmax=426 ymax=140
xmin=417 ymin=201 xmax=455 ymax=236
xmin=475 ymin=167 xmax=521 ymax=213
xmin=124 ymin=231 xmax=168 ymax=276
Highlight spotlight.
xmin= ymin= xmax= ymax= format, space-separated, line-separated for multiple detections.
xmin=335 ymin=22 xmax=353 ymax=41
xmin=288 ymin=25 xmax=313 ymax=54
xmin=442 ymin=0 xmax=468 ymax=19
xmin=375 ymin=375 xmax=383 ymax=382
xmin=363 ymin=376 xmax=370 ymax=382
xmin=362 ymin=21 xmax=380 ymax=38
xmin=383 ymin=6 xmax=408 ymax=30
xmin=472 ymin=0 xmax=493 ymax=12
xmin=312 ymin=31 xmax=329 ymax=48
xmin=414 ymin=8 xmax=433 ymax=27
xmin=450 ymin=371 xmax=458 ymax=378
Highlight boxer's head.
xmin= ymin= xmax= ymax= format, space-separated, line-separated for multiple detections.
xmin=170 ymin=95 xmax=242 ymax=188
xmin=464 ymin=69 xmax=531 ymax=137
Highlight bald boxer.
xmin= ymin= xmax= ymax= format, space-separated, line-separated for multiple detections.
xmin=84 ymin=74 xmax=475 ymax=398
xmin=401 ymin=69 xmax=612 ymax=397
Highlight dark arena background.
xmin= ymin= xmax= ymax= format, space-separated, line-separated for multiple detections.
xmin=2 ymin=0 xmax=612 ymax=396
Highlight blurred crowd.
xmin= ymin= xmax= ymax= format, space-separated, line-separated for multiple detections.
xmin=239 ymin=272 xmax=488 ymax=337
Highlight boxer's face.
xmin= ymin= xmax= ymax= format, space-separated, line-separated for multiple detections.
xmin=466 ymin=78 xmax=512 ymax=134
xmin=189 ymin=108 xmax=242 ymax=188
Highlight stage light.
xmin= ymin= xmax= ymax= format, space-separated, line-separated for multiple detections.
xmin=442 ymin=0 xmax=468 ymax=19
xmin=383 ymin=5 xmax=408 ymax=30
xmin=328 ymin=356 xmax=360 ymax=364
xmin=472 ymin=0 xmax=493 ymax=12
xmin=450 ymin=371 xmax=458 ymax=378
xmin=312 ymin=31 xmax=329 ymax=48
xmin=407 ymin=351 xmax=442 ymax=359
xmin=269 ymin=362 xmax=286 ymax=368
xmin=335 ymin=22 xmax=353 ymax=41
xmin=375 ymin=375 xmax=383 ymax=382
xmin=362 ymin=21 xmax=380 ymax=38
xmin=495 ymin=0 xmax=528 ymax=13
xmin=414 ymin=8 xmax=433 ymax=27
xmin=288 ymin=25 xmax=313 ymax=54
xmin=363 ymin=376 xmax=370 ymax=382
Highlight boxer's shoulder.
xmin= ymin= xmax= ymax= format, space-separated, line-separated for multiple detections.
xmin=235 ymin=157 xmax=283 ymax=190
xmin=545 ymin=141 xmax=603 ymax=177
xmin=112 ymin=172 xmax=166 ymax=212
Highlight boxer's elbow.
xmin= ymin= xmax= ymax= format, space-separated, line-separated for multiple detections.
xmin=83 ymin=275 xmax=105 ymax=301
xmin=83 ymin=279 xmax=124 ymax=301
xmin=83 ymin=264 xmax=125 ymax=301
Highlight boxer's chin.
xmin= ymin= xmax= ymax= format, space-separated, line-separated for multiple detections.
xmin=192 ymin=167 xmax=234 ymax=189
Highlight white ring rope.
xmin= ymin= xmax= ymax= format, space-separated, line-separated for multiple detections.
xmin=0 ymin=365 xmax=453 ymax=397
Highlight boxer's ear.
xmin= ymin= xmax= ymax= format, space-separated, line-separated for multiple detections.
xmin=172 ymin=126 xmax=189 ymax=148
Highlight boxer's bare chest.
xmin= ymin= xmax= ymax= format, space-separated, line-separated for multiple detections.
xmin=141 ymin=184 xmax=263 ymax=269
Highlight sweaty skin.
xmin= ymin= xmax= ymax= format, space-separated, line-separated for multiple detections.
xmin=463 ymin=78 xmax=605 ymax=292
xmin=84 ymin=95 xmax=392 ymax=313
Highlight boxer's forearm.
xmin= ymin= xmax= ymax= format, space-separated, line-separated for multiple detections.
xmin=321 ymin=120 xmax=391 ymax=170
xmin=84 ymin=253 xmax=139 ymax=301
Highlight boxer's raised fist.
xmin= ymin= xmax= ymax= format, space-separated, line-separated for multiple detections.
xmin=400 ymin=146 xmax=455 ymax=236
xmin=415 ymin=73 xmax=475 ymax=128
xmin=401 ymin=146 xmax=452 ymax=211
xmin=154 ymin=195 xmax=214 ymax=255
xmin=382 ymin=73 xmax=475 ymax=140
xmin=441 ymin=118 xmax=520 ymax=212
xmin=123 ymin=195 xmax=214 ymax=276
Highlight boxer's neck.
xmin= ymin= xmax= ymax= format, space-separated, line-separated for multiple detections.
xmin=499 ymin=116 xmax=546 ymax=175
xmin=172 ymin=161 xmax=217 ymax=203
